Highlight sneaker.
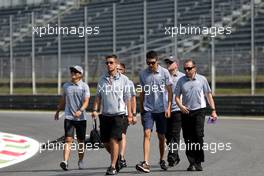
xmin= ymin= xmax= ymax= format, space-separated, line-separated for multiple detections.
xmin=136 ymin=161 xmax=150 ymax=173
xmin=78 ymin=160 xmax=85 ymax=170
xmin=194 ymin=162 xmax=203 ymax=171
xmin=159 ymin=160 xmax=168 ymax=171
xmin=168 ymin=157 xmax=180 ymax=167
xmin=106 ymin=166 xmax=117 ymax=175
xmin=60 ymin=161 xmax=68 ymax=171
xmin=120 ymin=159 xmax=127 ymax=168
xmin=187 ymin=164 xmax=195 ymax=171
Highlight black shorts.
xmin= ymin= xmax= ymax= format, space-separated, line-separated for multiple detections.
xmin=122 ymin=115 xmax=129 ymax=134
xmin=99 ymin=114 xmax=125 ymax=143
xmin=64 ymin=119 xmax=87 ymax=141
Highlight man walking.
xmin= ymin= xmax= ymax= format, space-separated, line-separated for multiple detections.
xmin=175 ymin=59 xmax=218 ymax=171
xmin=91 ymin=55 xmax=132 ymax=175
xmin=136 ymin=51 xmax=173 ymax=173
xmin=54 ymin=65 xmax=90 ymax=171
xmin=164 ymin=56 xmax=184 ymax=167
xmin=117 ymin=63 xmax=137 ymax=169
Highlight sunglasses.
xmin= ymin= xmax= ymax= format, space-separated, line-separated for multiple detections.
xmin=147 ymin=61 xmax=156 ymax=65
xmin=105 ymin=61 xmax=114 ymax=65
xmin=184 ymin=66 xmax=195 ymax=71
xmin=70 ymin=69 xmax=81 ymax=74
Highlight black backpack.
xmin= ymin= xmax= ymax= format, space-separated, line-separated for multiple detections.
xmin=87 ymin=118 xmax=104 ymax=148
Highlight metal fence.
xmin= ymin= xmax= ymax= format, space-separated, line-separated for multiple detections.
xmin=0 ymin=0 xmax=263 ymax=95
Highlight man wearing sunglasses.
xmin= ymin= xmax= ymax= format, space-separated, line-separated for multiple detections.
xmin=163 ymin=56 xmax=184 ymax=167
xmin=175 ymin=59 xmax=218 ymax=171
xmin=54 ymin=65 xmax=90 ymax=171
xmin=136 ymin=51 xmax=173 ymax=173
xmin=92 ymin=55 xmax=132 ymax=175
xmin=116 ymin=63 xmax=137 ymax=170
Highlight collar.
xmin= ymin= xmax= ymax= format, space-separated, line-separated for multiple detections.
xmin=71 ymin=79 xmax=82 ymax=86
xmin=104 ymin=71 xmax=121 ymax=80
xmin=147 ymin=65 xmax=161 ymax=73
xmin=185 ymin=73 xmax=198 ymax=81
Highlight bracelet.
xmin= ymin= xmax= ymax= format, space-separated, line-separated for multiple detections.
xmin=211 ymin=108 xmax=216 ymax=111
xmin=93 ymin=109 xmax=98 ymax=112
xmin=132 ymin=113 xmax=137 ymax=116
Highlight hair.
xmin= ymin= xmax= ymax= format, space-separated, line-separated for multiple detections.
xmin=146 ymin=50 xmax=158 ymax=60
xmin=105 ymin=54 xmax=118 ymax=60
xmin=119 ymin=63 xmax=126 ymax=69
xmin=184 ymin=58 xmax=196 ymax=66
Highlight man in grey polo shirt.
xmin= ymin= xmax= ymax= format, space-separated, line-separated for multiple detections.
xmin=92 ymin=54 xmax=132 ymax=175
xmin=117 ymin=63 xmax=137 ymax=169
xmin=136 ymin=50 xmax=173 ymax=173
xmin=175 ymin=59 xmax=218 ymax=171
xmin=163 ymin=56 xmax=185 ymax=167
xmin=54 ymin=65 xmax=90 ymax=171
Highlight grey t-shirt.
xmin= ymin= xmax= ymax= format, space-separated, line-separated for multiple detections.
xmin=175 ymin=73 xmax=211 ymax=111
xmin=96 ymin=72 xmax=131 ymax=116
xmin=63 ymin=80 xmax=90 ymax=121
xmin=163 ymin=71 xmax=185 ymax=112
xmin=139 ymin=65 xmax=172 ymax=113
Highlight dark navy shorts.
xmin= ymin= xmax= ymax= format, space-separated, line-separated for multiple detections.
xmin=141 ymin=111 xmax=167 ymax=135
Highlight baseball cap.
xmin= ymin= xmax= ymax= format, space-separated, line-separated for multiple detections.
xmin=70 ymin=65 xmax=83 ymax=74
xmin=164 ymin=56 xmax=179 ymax=65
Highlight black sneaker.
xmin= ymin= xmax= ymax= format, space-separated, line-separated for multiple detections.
xmin=159 ymin=160 xmax=168 ymax=171
xmin=187 ymin=164 xmax=195 ymax=171
xmin=167 ymin=154 xmax=180 ymax=167
xmin=106 ymin=166 xmax=117 ymax=175
xmin=194 ymin=162 xmax=203 ymax=171
xmin=60 ymin=161 xmax=68 ymax=171
xmin=120 ymin=159 xmax=127 ymax=168
xmin=136 ymin=161 xmax=150 ymax=173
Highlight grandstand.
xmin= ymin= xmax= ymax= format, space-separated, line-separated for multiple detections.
xmin=0 ymin=0 xmax=263 ymax=94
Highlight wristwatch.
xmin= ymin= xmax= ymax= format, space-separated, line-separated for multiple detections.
xmin=132 ymin=113 xmax=137 ymax=117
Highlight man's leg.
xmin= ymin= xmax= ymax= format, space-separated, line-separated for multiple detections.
xmin=110 ymin=138 xmax=119 ymax=168
xmin=193 ymin=109 xmax=205 ymax=171
xmin=167 ymin=111 xmax=181 ymax=166
xmin=119 ymin=133 xmax=126 ymax=159
xmin=158 ymin=133 xmax=166 ymax=161
xmin=143 ymin=129 xmax=151 ymax=162
xmin=64 ymin=136 xmax=73 ymax=162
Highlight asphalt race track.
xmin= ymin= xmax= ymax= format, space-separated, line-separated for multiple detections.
xmin=0 ymin=111 xmax=264 ymax=176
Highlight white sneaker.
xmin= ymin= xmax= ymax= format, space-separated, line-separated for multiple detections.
xmin=78 ymin=160 xmax=85 ymax=170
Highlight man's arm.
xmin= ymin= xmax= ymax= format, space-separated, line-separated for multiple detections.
xmin=206 ymin=93 xmax=218 ymax=120
xmin=165 ymin=84 xmax=173 ymax=118
xmin=139 ymin=91 xmax=145 ymax=114
xmin=91 ymin=96 xmax=101 ymax=119
xmin=54 ymin=96 xmax=66 ymax=120
xmin=131 ymin=95 xmax=137 ymax=124
xmin=74 ymin=97 xmax=90 ymax=118
xmin=175 ymin=96 xmax=189 ymax=114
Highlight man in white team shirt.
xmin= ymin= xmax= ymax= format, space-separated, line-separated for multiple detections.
xmin=54 ymin=65 xmax=90 ymax=171
xmin=163 ymin=56 xmax=184 ymax=167
xmin=117 ymin=63 xmax=137 ymax=169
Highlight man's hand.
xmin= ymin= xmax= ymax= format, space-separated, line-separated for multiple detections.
xmin=132 ymin=115 xmax=137 ymax=125
xmin=165 ymin=107 xmax=171 ymax=118
xmin=54 ymin=111 xmax=59 ymax=120
xmin=179 ymin=105 xmax=189 ymax=114
xmin=91 ymin=111 xmax=98 ymax=119
xmin=211 ymin=110 xmax=218 ymax=120
xmin=128 ymin=113 xmax=133 ymax=125
xmin=74 ymin=110 xmax=82 ymax=118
